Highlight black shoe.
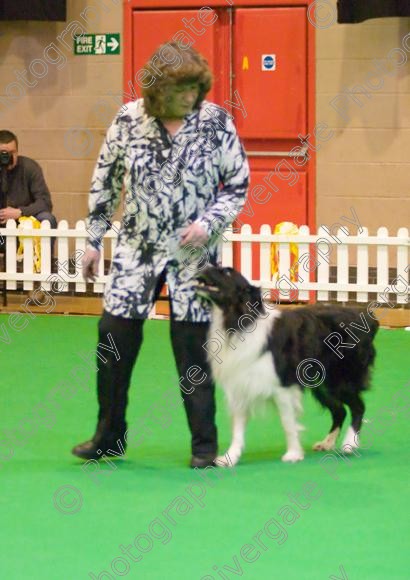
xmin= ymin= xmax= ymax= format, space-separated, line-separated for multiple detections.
xmin=72 ymin=426 xmax=127 ymax=460
xmin=190 ymin=454 xmax=217 ymax=469
xmin=72 ymin=440 xmax=103 ymax=460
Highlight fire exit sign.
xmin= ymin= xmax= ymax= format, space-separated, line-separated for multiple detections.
xmin=74 ymin=34 xmax=120 ymax=55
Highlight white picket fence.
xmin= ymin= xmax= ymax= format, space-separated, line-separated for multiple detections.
xmin=0 ymin=219 xmax=409 ymax=304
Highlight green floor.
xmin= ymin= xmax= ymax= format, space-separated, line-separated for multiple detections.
xmin=1 ymin=314 xmax=409 ymax=579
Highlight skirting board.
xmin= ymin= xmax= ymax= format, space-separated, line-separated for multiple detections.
xmin=0 ymin=294 xmax=409 ymax=328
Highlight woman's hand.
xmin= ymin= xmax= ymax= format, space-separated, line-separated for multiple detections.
xmin=180 ymin=222 xmax=208 ymax=248
xmin=82 ymin=248 xmax=101 ymax=282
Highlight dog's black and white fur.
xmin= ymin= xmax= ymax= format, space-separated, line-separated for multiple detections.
xmin=197 ymin=266 xmax=379 ymax=466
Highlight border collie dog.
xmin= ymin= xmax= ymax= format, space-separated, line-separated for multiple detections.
xmin=197 ymin=266 xmax=379 ymax=466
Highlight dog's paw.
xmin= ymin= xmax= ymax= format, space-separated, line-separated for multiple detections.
xmin=281 ymin=449 xmax=304 ymax=463
xmin=215 ymin=452 xmax=238 ymax=467
xmin=341 ymin=427 xmax=359 ymax=453
xmin=313 ymin=439 xmax=335 ymax=451
xmin=313 ymin=430 xmax=339 ymax=451
xmin=341 ymin=444 xmax=358 ymax=454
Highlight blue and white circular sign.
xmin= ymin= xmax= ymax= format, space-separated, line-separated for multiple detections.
xmin=262 ymin=54 xmax=276 ymax=71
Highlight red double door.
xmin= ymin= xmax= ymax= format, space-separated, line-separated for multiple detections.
xmin=125 ymin=2 xmax=315 ymax=277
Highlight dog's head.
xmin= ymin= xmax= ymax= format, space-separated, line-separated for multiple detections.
xmin=196 ymin=265 xmax=264 ymax=321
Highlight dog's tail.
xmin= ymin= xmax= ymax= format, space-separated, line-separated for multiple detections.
xmin=368 ymin=315 xmax=380 ymax=339
xmin=360 ymin=313 xmax=379 ymax=371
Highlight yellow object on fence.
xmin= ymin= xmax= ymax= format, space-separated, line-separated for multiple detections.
xmin=271 ymin=221 xmax=299 ymax=281
xmin=17 ymin=216 xmax=42 ymax=273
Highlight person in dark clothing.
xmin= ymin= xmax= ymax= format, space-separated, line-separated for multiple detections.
xmin=0 ymin=130 xmax=56 ymax=228
xmin=0 ymin=130 xmax=57 ymax=303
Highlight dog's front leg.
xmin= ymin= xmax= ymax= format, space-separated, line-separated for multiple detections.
xmin=217 ymin=410 xmax=248 ymax=467
xmin=275 ymin=387 xmax=305 ymax=463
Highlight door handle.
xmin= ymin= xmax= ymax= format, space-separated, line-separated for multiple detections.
xmin=245 ymin=144 xmax=309 ymax=158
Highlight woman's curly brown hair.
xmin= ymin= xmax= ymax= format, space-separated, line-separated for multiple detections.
xmin=142 ymin=42 xmax=213 ymax=118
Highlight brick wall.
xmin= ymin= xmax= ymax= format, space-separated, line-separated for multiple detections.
xmin=316 ymin=1 xmax=409 ymax=234
xmin=0 ymin=0 xmax=408 ymax=235
xmin=0 ymin=0 xmax=123 ymax=224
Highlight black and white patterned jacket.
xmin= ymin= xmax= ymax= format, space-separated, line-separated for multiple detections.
xmin=86 ymin=98 xmax=249 ymax=321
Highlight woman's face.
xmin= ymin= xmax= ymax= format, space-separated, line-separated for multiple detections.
xmin=161 ymin=81 xmax=200 ymax=120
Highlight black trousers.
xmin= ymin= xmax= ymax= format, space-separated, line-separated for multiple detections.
xmin=93 ymin=310 xmax=217 ymax=458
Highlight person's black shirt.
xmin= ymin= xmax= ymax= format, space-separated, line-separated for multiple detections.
xmin=2 ymin=156 xmax=52 ymax=216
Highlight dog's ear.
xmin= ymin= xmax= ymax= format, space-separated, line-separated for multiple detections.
xmin=249 ymin=284 xmax=262 ymax=303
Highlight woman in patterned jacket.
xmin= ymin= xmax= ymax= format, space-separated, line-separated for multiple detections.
xmin=72 ymin=42 xmax=249 ymax=468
